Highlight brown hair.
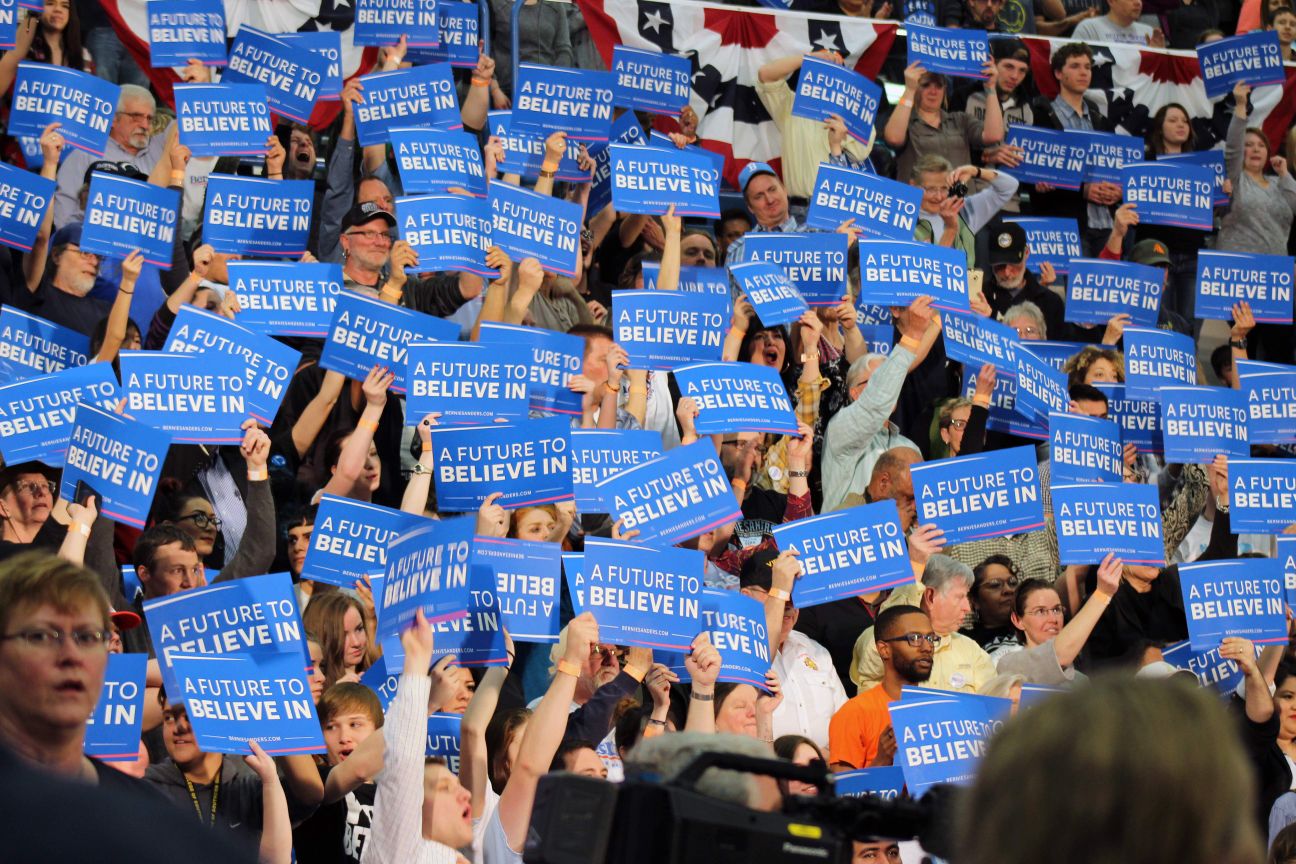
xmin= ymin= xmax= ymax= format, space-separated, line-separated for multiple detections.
xmin=302 ymin=593 xmax=371 ymax=688
xmin=1062 ymin=345 xmax=1125 ymax=388
xmin=0 ymin=551 xmax=110 ymax=635
xmin=318 ymin=682 xmax=383 ymax=728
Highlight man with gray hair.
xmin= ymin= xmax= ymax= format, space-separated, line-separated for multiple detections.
xmin=54 ymin=84 xmax=170 ymax=228
xmin=821 ymin=296 xmax=936 ymax=512
xmin=848 ymin=554 xmax=996 ymax=694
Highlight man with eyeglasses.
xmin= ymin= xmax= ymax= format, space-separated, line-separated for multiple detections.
xmin=850 ymin=554 xmax=996 ymax=696
xmin=20 ymin=220 xmax=118 ymax=337
xmin=982 ymin=221 xmax=1069 ymax=342
xmin=828 ymin=604 xmax=935 ymax=770
xmin=53 ymin=84 xmax=169 ymax=229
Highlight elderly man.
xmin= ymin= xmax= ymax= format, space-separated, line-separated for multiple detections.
xmin=22 ymin=222 xmax=114 ymax=337
xmin=981 ymin=221 xmax=1067 ymax=341
xmin=821 ymin=298 xmax=936 ymax=512
xmin=54 ymin=85 xmax=168 ymax=228
xmin=850 ymin=554 xmax=995 ymax=694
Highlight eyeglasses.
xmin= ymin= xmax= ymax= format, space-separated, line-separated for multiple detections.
xmin=943 ymin=418 xmax=969 ymax=430
xmin=8 ymin=480 xmax=55 ymax=497
xmin=981 ymin=576 xmax=1021 ymax=592
xmin=1024 ymin=605 xmax=1066 ymax=618
xmin=345 ymin=229 xmax=392 ymax=244
xmin=1014 ymin=325 xmax=1040 ymax=338
xmin=66 ymin=246 xmax=101 ymax=263
xmin=591 ymin=645 xmax=628 ymax=665
xmin=117 ymin=110 xmax=155 ymax=124
xmin=881 ymin=633 xmax=942 ymax=647
xmin=177 ymin=511 xmax=222 ymax=530
xmin=1 ymin=627 xmax=110 ymax=651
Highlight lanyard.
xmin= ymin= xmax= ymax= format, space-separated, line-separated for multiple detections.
xmin=182 ymin=763 xmax=221 ymax=828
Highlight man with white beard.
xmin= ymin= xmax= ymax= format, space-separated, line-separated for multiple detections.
xmin=22 ymin=223 xmax=112 ymax=337
xmin=980 ymin=221 xmax=1067 ymax=342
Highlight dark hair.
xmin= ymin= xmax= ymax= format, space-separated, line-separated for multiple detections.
xmin=618 ymin=251 xmax=661 ymax=290
xmin=88 ymin=315 xmax=141 ymax=360
xmin=773 ymin=734 xmax=824 ymax=763
xmin=1068 ymin=383 xmax=1108 ymax=405
xmin=737 ymin=321 xmax=791 ymax=375
xmin=1197 ymin=28 xmax=1226 ymax=42
xmin=1011 ymin=578 xmax=1061 ymax=642
xmin=1270 ymin=822 xmax=1296 ymax=864
xmin=282 ymin=503 xmax=318 ymax=536
xmin=132 ymin=524 xmax=198 ymax=572
xmin=322 ymin=428 xmax=354 ymax=476
xmin=1050 ymin=42 xmax=1093 ymax=75
xmin=719 ymin=208 xmax=751 ymax=228
xmin=614 ymin=698 xmax=647 ymax=755
xmin=875 ymin=604 xmax=926 ymax=642
xmin=31 ymin=0 xmax=85 ymax=71
xmin=973 ymin=555 xmax=1019 ymax=592
xmin=1263 ymin=2 xmax=1295 ymax=27
xmin=990 ymin=36 xmax=1030 ymax=63
xmin=485 ymin=707 xmax=532 ymax=793
xmin=1146 ymin=103 xmax=1197 ymax=156
xmin=1210 ymin=344 xmax=1233 ymax=379
xmin=550 ymin=738 xmax=600 ymax=772
xmin=1275 ymin=660 xmax=1296 ymax=692
xmin=567 ymin=323 xmax=615 ymax=343
xmin=148 ymin=477 xmax=209 ymax=526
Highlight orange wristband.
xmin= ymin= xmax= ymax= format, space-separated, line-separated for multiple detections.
xmin=471 ymin=76 xmax=490 ymax=87
xmin=358 ymin=418 xmax=379 ymax=433
xmin=556 ymin=659 xmax=581 ymax=678
xmin=622 ymin=663 xmax=646 ymax=683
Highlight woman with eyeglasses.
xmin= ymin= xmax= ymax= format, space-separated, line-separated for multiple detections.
xmin=151 ymin=479 xmax=223 ymax=566
xmin=0 ymin=464 xmax=60 ymax=550
xmin=965 ymin=555 xmax=1023 ymax=657
xmin=993 ymin=555 xmax=1122 ymax=685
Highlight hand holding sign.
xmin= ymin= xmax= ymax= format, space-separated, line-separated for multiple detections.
xmin=1218 ymin=636 xmax=1260 ymax=675
xmin=401 ymin=608 xmax=435 ymax=674
xmin=685 ymin=632 xmax=721 ymax=688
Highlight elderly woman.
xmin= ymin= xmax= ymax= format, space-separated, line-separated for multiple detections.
xmin=0 ymin=463 xmax=60 ymax=550
xmin=1003 ymin=300 xmax=1047 ymax=341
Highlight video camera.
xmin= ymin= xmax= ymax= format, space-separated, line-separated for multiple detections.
xmin=524 ymin=751 xmax=957 ymax=864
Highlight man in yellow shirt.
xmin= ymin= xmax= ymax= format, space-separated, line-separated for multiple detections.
xmin=850 ymin=554 xmax=996 ymax=694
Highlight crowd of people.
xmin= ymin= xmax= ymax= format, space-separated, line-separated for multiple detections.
xmin=1 ymin=0 xmax=1296 ymax=862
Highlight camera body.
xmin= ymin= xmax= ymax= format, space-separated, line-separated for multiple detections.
xmin=947 ymin=180 xmax=969 ymax=198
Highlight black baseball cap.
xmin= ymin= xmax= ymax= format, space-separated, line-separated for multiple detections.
xmin=341 ymin=201 xmax=396 ymax=233
xmin=84 ymin=161 xmax=147 ymax=185
xmin=988 ymin=222 xmax=1027 ymax=267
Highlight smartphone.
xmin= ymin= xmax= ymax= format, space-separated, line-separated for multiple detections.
xmin=968 ymin=269 xmax=985 ymax=303
xmin=73 ymin=479 xmax=102 ymax=512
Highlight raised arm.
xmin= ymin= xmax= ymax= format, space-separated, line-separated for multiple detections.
xmin=214 ymin=422 xmax=276 ymax=582
xmin=683 ymin=632 xmax=721 ymax=733
xmin=534 ymin=132 xmax=568 ymax=198
xmin=657 ymin=206 xmax=681 ymax=291
xmin=245 ymin=741 xmax=292 ymax=864
xmin=399 ymin=415 xmax=437 ymax=516
xmin=460 ymin=632 xmax=513 ymax=817
xmin=1222 ymin=636 xmax=1274 ymax=724
xmin=1052 ymin=553 xmax=1121 ymax=668
xmin=757 ymin=53 xmax=808 ymax=84
xmin=289 ymin=370 xmax=345 ymax=459
xmin=321 ymin=365 xmax=393 ymax=499
xmin=470 ymin=247 xmax=514 ymax=340
xmin=93 ymin=250 xmax=142 ymax=365
xmin=23 ymin=122 xmax=64 ymax=293
xmin=883 ymin=62 xmax=924 ymax=150
xmin=461 ymin=54 xmax=495 ymax=132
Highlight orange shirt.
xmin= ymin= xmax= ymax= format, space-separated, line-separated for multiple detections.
xmin=828 ymin=684 xmax=894 ymax=770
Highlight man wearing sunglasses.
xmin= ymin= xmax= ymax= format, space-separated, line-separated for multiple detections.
xmin=828 ymin=604 xmax=935 ymax=770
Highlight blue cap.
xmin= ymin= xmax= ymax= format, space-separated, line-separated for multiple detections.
xmin=51 ymin=222 xmax=82 ymax=249
xmin=737 ymin=161 xmax=777 ymax=193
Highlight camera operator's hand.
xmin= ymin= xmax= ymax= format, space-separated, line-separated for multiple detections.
xmin=868 ymin=725 xmax=897 ymax=767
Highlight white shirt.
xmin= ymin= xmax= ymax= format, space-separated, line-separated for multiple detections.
xmin=1072 ymin=15 xmax=1154 ymax=43
xmin=771 ymin=630 xmax=848 ymax=754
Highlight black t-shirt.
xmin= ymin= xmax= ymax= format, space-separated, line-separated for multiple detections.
xmin=292 ymin=766 xmax=376 ymax=864
xmin=21 ymin=278 xmax=113 ymax=338
xmin=964 ymin=622 xmax=1019 ymax=656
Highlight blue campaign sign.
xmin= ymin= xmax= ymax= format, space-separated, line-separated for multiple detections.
xmin=10 ymin=62 xmax=117 ymax=155
xmin=940 ymin=310 xmax=1018 ymax=373
xmin=1229 ymin=459 xmax=1296 ymax=533
xmin=227 ymin=261 xmax=342 ymax=338
xmin=614 ymin=289 xmax=726 ymax=370
xmin=431 ymin=417 xmax=573 ymax=511
xmin=1195 ymin=250 xmax=1295 ymax=324
xmin=477 ymin=321 xmax=582 ymax=416
xmin=1075 ymin=130 xmax=1145 ymax=184
xmin=1049 ymin=412 xmax=1122 ymax=484
xmin=379 ymin=517 xmax=474 ymax=641
xmin=562 ymin=552 xmax=586 ymax=612
xmin=491 ymin=110 xmax=590 ymax=185
xmin=1123 ymin=327 xmax=1196 ymax=399
xmin=406 ymin=341 xmax=530 ymax=423
xmin=359 ymin=653 xmax=400 ymax=712
xmin=1012 ymin=344 xmax=1068 ymax=421
xmin=1281 ymin=536 xmax=1296 ymax=609
xmin=890 ymin=691 xmax=1006 ymax=796
xmin=163 ymin=304 xmax=300 ymax=427
xmin=432 ymin=565 xmax=508 ymax=667
xmin=905 ymin=23 xmax=989 ymax=79
xmin=0 ymin=0 xmax=12 ymax=50
xmin=174 ymin=83 xmax=272 ymax=157
xmin=0 ymin=160 xmax=55 ymax=252
xmin=1180 ymin=558 xmax=1287 ymax=652
xmin=84 ymin=653 xmax=147 ymax=761
xmin=303 ymin=495 xmax=424 ymax=588
xmin=647 ymin=131 xmax=724 ymax=178
xmin=396 ymin=193 xmax=496 ymax=277
xmin=962 ymin=365 xmax=1046 ymax=440
xmin=699 ymin=588 xmax=772 ymax=690
xmin=80 ymin=172 xmax=179 ymax=267
xmin=1065 ymin=257 xmax=1162 ymax=328
xmin=806 ymin=163 xmax=923 ymax=240
xmin=392 ymin=128 xmax=486 ymax=196
xmin=583 ymin=538 xmax=704 ymax=651
xmin=612 ymin=45 xmax=690 ymax=115
xmin=770 ymin=500 xmax=912 ymax=607
xmin=203 ymin=174 xmax=313 ymax=257
xmin=416 ymin=3 xmax=479 ymax=67
xmin=426 ymin=714 xmax=462 ymax=766
xmin=0 ymin=306 xmax=89 ymax=381
xmin=587 ymin=118 xmax=649 ymax=216
xmin=741 ymin=232 xmax=849 ymax=306
xmin=1122 ymin=161 xmax=1214 ymax=231
xmin=144 ymin=573 xmax=307 ymax=695
xmin=1197 ymin=29 xmax=1286 ymax=98
xmin=1158 ymin=385 xmax=1249 ymax=463
xmin=320 ymin=290 xmax=459 ymax=395
xmin=511 ymin=64 xmax=614 ymax=142
xmin=835 ymin=766 xmax=906 ymax=800
xmin=120 ymin=351 xmax=249 ymax=444
xmin=674 ymin=362 xmax=798 ymax=435
xmin=611 ymin=144 xmax=720 ymax=218
xmin=1095 ymin=383 xmax=1163 ymax=454
xmin=490 ymin=180 xmax=582 ymax=277
xmin=910 ymin=445 xmax=1045 ymax=544
xmin=355 ymin=63 xmax=460 ymax=146
xmin=223 ymin=26 xmax=327 ymax=124
xmin=276 ymin=31 xmax=343 ymax=100
xmin=1160 ymin=150 xmax=1229 ymax=206
xmin=790 ymin=55 xmax=881 ymax=144
xmin=1003 ymin=216 xmax=1081 ymax=274
xmin=0 ymin=363 xmax=118 ymax=466
xmin=169 ymin=651 xmax=324 ymax=755
xmin=855 ymin=240 xmax=970 ymax=312
xmin=1163 ymin=639 xmax=1257 ymax=696
xmin=1052 ymin=482 xmax=1165 ymax=565
xmin=354 ymin=0 xmax=439 ymax=47
xmin=1017 ymin=341 xmax=1086 ymax=370
xmin=59 ymin=403 xmax=170 ymax=528
xmin=730 ymin=262 xmax=808 ymax=326
xmin=1238 ymin=360 xmax=1296 ymax=444
xmin=647 ymin=262 xmax=734 ymax=297
xmin=149 ymin=0 xmax=226 ymax=66
xmin=595 ymin=439 xmax=743 ymax=545
xmin=472 ymin=536 xmax=562 ymax=643
xmin=1004 ymin=125 xmax=1085 ymax=189
xmin=570 ymin=429 xmax=663 ymax=511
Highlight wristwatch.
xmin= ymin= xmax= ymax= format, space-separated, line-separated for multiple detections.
xmin=1229 ymin=337 xmax=1247 ymax=350
xmin=412 ymin=462 xmax=433 ymax=476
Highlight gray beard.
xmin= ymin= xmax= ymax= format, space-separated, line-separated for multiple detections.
xmin=56 ymin=272 xmax=96 ymax=297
